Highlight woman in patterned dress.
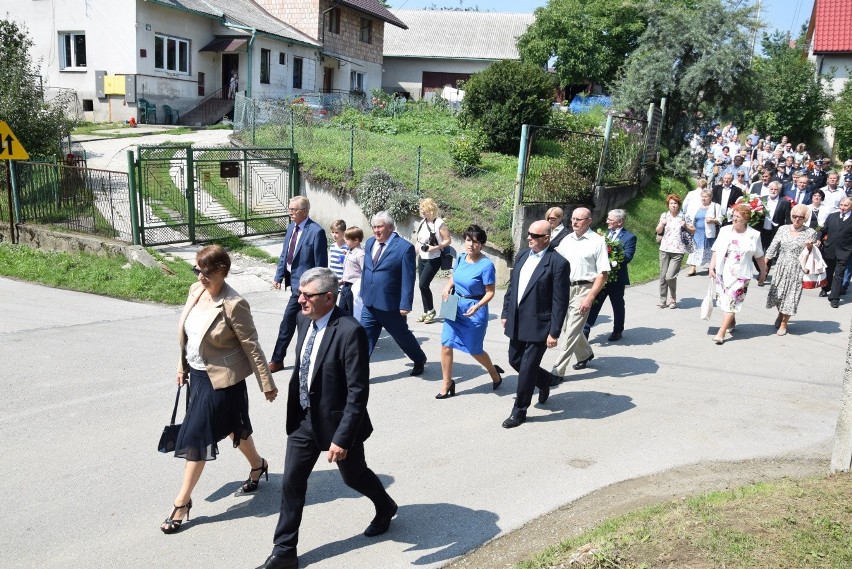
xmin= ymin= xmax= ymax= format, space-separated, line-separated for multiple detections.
xmin=709 ymin=204 xmax=768 ymax=344
xmin=765 ymin=204 xmax=816 ymax=336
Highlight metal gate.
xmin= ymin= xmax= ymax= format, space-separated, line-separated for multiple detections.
xmin=135 ymin=145 xmax=297 ymax=246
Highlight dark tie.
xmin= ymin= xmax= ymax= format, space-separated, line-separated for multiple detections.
xmin=608 ymin=230 xmax=616 ymax=239
xmin=286 ymin=225 xmax=300 ymax=265
xmin=372 ymin=241 xmax=385 ymax=266
xmin=796 ymin=191 xmax=803 ymax=203
xmin=298 ymin=322 xmax=318 ymax=410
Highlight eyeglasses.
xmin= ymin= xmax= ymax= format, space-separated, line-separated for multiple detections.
xmin=527 ymin=232 xmax=547 ymax=239
xmin=546 ymin=216 xmax=561 ymax=221
xmin=288 ymin=207 xmax=304 ymax=212
xmin=192 ymin=266 xmax=213 ymax=278
xmin=571 ymin=217 xmax=590 ymax=222
xmin=791 ymin=215 xmax=806 ymax=220
xmin=299 ymin=290 xmax=331 ymax=300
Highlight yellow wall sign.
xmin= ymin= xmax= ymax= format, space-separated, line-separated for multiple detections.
xmin=0 ymin=121 xmax=29 ymax=160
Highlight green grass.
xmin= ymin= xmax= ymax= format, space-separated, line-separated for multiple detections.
xmin=207 ymin=235 xmax=276 ymax=263
xmin=517 ymin=473 xmax=852 ymax=569
xmin=0 ymin=243 xmax=195 ymax=304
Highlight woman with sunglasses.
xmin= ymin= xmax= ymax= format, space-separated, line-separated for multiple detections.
xmin=765 ymin=204 xmax=817 ymax=335
xmin=161 ymin=244 xmax=278 ymax=533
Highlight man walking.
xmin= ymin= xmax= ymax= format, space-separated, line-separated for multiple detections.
xmin=712 ymin=173 xmax=743 ymax=224
xmin=551 ymin=207 xmax=609 ymax=381
xmin=257 ymin=268 xmax=397 ymax=569
xmin=359 ymin=211 xmax=428 ymax=376
xmin=500 ymin=220 xmax=569 ymax=428
xmin=584 ymin=209 xmax=636 ymax=342
xmin=269 ymin=197 xmax=327 ymax=373
xmin=818 ymin=197 xmax=852 ymax=308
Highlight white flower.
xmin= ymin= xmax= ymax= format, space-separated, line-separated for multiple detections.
xmin=611 ymin=260 xmax=617 ymax=267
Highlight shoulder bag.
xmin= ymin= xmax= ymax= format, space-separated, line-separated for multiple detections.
xmin=157 ymin=383 xmax=188 ymax=453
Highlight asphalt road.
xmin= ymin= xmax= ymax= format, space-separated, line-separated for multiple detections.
xmin=0 ymin=253 xmax=846 ymax=568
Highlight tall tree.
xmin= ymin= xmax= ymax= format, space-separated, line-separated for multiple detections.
xmin=517 ymin=0 xmax=645 ymax=89
xmin=831 ymin=80 xmax=852 ymax=160
xmin=610 ymin=0 xmax=760 ymax=151
xmin=0 ymin=19 xmax=78 ymax=157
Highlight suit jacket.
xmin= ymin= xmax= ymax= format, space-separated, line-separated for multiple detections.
xmin=607 ymin=229 xmax=637 ymax=287
xmin=548 ymin=225 xmax=569 ymax=250
xmin=819 ymin=212 xmax=852 ymax=261
xmin=177 ymin=282 xmax=276 ymax=393
xmin=762 ymin=197 xmax=792 ymax=228
xmin=711 ymin=184 xmax=743 ymax=210
xmin=286 ymin=308 xmax=372 ymax=450
xmin=750 ymin=181 xmax=770 ymax=196
xmin=274 ymin=218 xmax=328 ymax=290
xmin=360 ymin=233 xmax=416 ymax=312
xmin=501 ymin=248 xmax=569 ymax=343
xmin=783 ymin=186 xmax=811 ymax=205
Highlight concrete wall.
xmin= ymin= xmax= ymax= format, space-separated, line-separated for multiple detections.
xmin=382 ymin=57 xmax=491 ymax=99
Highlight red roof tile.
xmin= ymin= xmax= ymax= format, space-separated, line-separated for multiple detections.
xmin=812 ymin=0 xmax=852 ymax=53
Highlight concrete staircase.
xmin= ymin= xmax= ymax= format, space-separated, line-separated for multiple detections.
xmin=178 ymin=92 xmax=234 ymax=127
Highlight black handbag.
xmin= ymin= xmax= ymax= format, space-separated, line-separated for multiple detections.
xmin=441 ymin=246 xmax=457 ymax=270
xmin=157 ymin=382 xmax=188 ymax=453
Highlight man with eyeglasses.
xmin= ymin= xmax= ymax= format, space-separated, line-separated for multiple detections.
xmin=760 ymin=181 xmax=791 ymax=252
xmin=551 ymin=207 xmax=610 ymax=381
xmin=270 ymin=197 xmax=328 ymax=373
xmin=258 ymin=268 xmax=397 ymax=569
xmin=500 ymin=220 xmax=569 ymax=428
xmin=818 ymin=197 xmax=852 ymax=308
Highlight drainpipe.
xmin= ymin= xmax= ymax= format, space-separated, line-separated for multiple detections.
xmin=224 ymin=22 xmax=257 ymax=97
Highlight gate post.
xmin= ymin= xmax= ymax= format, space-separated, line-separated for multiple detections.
xmin=127 ymin=150 xmax=141 ymax=245
xmin=186 ymin=147 xmax=196 ymax=243
xmin=290 ymin=151 xmax=300 ymax=199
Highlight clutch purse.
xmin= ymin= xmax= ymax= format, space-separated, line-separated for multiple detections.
xmin=158 ymin=383 xmax=187 ymax=454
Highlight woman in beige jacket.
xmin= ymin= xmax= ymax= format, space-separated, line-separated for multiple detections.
xmin=161 ymin=245 xmax=278 ymax=534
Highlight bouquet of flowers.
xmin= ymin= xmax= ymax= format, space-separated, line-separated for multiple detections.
xmin=596 ymin=229 xmax=625 ymax=284
xmin=727 ymin=194 xmax=765 ymax=228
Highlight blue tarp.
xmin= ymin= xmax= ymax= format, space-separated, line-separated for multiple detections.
xmin=569 ymin=94 xmax=612 ymax=114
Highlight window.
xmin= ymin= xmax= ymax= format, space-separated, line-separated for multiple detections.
xmin=359 ymin=18 xmax=372 ymax=44
xmin=154 ymin=34 xmax=190 ymax=74
xmin=279 ymin=52 xmax=286 ymax=65
xmin=350 ymin=71 xmax=365 ymax=93
xmin=327 ymin=8 xmax=340 ymax=34
xmin=59 ymin=32 xmax=86 ymax=69
xmin=197 ymin=72 xmax=205 ymax=97
xmin=292 ymin=57 xmax=303 ymax=89
xmin=260 ymin=48 xmax=271 ymax=84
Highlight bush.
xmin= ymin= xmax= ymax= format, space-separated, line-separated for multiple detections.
xmin=832 ymin=80 xmax=852 ymax=161
xmin=448 ymin=132 xmax=483 ymax=177
xmin=548 ymin=107 xmax=607 ymax=134
xmin=355 ymin=167 xmax=419 ymax=222
xmin=460 ymin=60 xmax=554 ymax=155
xmin=537 ymin=162 xmax=594 ymax=205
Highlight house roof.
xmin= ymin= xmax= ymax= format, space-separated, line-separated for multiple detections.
xmin=339 ymin=1 xmax=408 ymax=30
xmin=383 ymin=10 xmax=534 ymax=60
xmin=148 ymin=0 xmax=321 ymax=47
xmin=809 ymin=0 xmax=852 ymax=53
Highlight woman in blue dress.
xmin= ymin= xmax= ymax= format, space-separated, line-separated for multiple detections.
xmin=436 ymin=225 xmax=504 ymax=398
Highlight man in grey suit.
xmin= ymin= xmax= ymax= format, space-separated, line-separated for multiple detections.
xmin=500 ymin=220 xmax=569 ymax=428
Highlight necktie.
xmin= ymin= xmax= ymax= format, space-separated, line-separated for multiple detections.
xmin=796 ymin=191 xmax=803 ymax=203
xmin=372 ymin=241 xmax=385 ymax=266
xmin=608 ymin=230 xmax=616 ymax=239
xmin=298 ymin=322 xmax=318 ymax=410
xmin=286 ymin=225 xmax=300 ymax=265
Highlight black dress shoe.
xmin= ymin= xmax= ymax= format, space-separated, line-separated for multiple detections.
xmin=608 ymin=332 xmax=622 ymax=342
xmin=364 ymin=500 xmax=398 ymax=537
xmin=572 ymin=353 xmax=595 ymax=370
xmin=501 ymin=414 xmax=526 ymax=428
xmin=410 ymin=361 xmax=426 ymax=376
xmin=256 ymin=554 xmax=298 ymax=569
xmin=819 ymin=290 xmax=829 ymax=297
xmin=831 ymin=299 xmax=840 ymax=308
xmin=538 ymin=384 xmax=550 ymax=404
xmin=549 ymin=371 xmax=563 ymax=387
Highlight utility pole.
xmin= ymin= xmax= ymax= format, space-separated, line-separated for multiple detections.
xmin=751 ymin=0 xmax=763 ymax=57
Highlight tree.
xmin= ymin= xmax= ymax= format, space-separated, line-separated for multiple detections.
xmin=832 ymin=80 xmax=852 ymax=160
xmin=610 ymin=0 xmax=760 ymax=152
xmin=517 ymin=0 xmax=645 ymax=89
xmin=459 ymin=60 xmax=554 ymax=155
xmin=738 ymin=31 xmax=831 ymax=145
xmin=0 ymin=19 xmax=78 ymax=157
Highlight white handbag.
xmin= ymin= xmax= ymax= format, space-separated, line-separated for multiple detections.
xmin=700 ymin=280 xmax=716 ymax=320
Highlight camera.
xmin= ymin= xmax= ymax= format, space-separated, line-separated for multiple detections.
xmin=421 ymin=244 xmax=430 ymax=252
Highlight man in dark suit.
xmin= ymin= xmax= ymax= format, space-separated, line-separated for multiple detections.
xmin=257 ymin=268 xmax=397 ymax=569
xmin=808 ymin=158 xmax=829 ymax=194
xmin=269 ymin=197 xmax=328 ymax=372
xmin=584 ymin=209 xmax=637 ymax=342
xmin=712 ymin=172 xmax=743 ymax=224
xmin=500 ymin=220 xmax=569 ymax=428
xmin=750 ymin=169 xmax=773 ymax=197
xmin=784 ymin=173 xmax=811 ymax=205
xmin=359 ymin=211 xmax=427 ymax=376
xmin=760 ymin=181 xmax=792 ymax=251
xmin=818 ymin=197 xmax=852 ymax=308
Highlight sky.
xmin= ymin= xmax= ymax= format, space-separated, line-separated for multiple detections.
xmin=387 ymin=0 xmax=816 ymax=40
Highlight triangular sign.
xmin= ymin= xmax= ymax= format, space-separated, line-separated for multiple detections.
xmin=0 ymin=121 xmax=30 ymax=160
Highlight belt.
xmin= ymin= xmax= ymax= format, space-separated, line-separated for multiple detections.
xmin=459 ymin=294 xmax=484 ymax=300
xmin=571 ymin=280 xmax=593 ymax=286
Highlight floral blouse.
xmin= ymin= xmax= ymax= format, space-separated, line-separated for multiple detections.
xmin=658 ymin=211 xmax=693 ymax=254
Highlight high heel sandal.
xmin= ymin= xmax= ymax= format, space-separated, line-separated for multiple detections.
xmin=161 ymin=500 xmax=192 ymax=534
xmin=492 ymin=365 xmax=504 ymax=390
xmin=242 ymin=458 xmax=268 ymax=493
xmin=435 ymin=380 xmax=455 ymax=399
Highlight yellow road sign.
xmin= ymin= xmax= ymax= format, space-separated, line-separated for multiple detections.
xmin=0 ymin=121 xmax=29 ymax=160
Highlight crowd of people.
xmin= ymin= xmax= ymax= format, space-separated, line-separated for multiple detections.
xmin=158 ymin=127 xmax=852 ymax=566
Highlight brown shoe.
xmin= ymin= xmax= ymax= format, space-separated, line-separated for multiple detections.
xmin=268 ymin=361 xmax=284 ymax=373
xmin=686 ymin=265 xmax=696 ymax=276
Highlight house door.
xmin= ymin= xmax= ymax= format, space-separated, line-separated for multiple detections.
xmin=323 ymin=67 xmax=333 ymax=93
xmin=222 ymin=54 xmax=239 ymax=99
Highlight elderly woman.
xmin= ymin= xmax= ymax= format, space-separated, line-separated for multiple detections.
xmin=806 ymin=189 xmax=827 ymax=229
xmin=685 ymin=187 xmax=721 ymax=275
xmin=436 ymin=225 xmax=503 ymax=398
xmin=765 ymin=205 xmax=816 ymax=335
xmin=656 ymin=194 xmax=695 ymax=308
xmin=161 ymin=245 xmax=278 ymax=533
xmin=545 ymin=206 xmax=567 ymax=248
xmin=709 ymin=205 xmax=768 ymax=344
xmin=414 ymin=197 xmax=452 ymax=324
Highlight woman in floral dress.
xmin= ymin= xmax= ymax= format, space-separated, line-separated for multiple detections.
xmin=656 ymin=194 xmax=695 ymax=308
xmin=709 ymin=204 xmax=768 ymax=344
xmin=765 ymin=204 xmax=816 ymax=336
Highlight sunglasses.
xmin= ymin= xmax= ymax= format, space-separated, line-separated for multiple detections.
xmin=192 ymin=266 xmax=213 ymax=278
xmin=791 ymin=215 xmax=806 ymax=220
xmin=300 ymin=290 xmax=331 ymax=300
xmin=527 ymin=232 xmax=547 ymax=239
